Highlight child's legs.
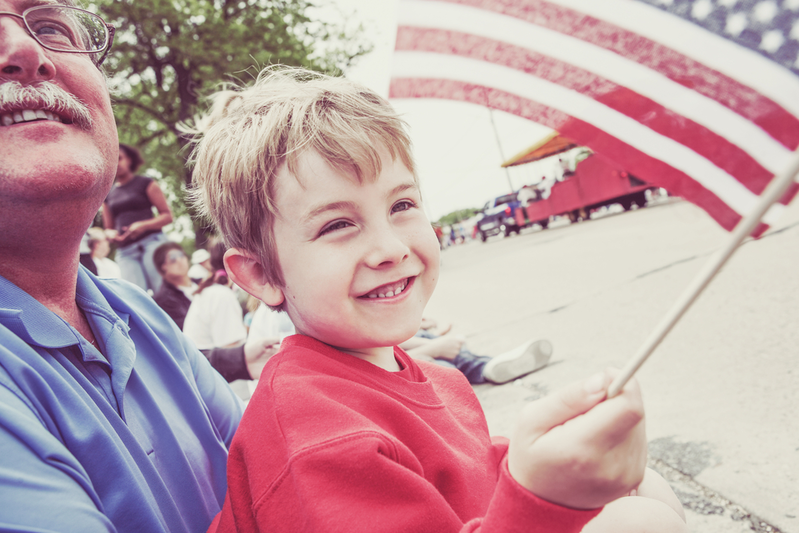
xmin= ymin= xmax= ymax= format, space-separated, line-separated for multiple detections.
xmin=450 ymin=351 xmax=491 ymax=384
xmin=582 ymin=468 xmax=687 ymax=533
xmin=430 ymin=351 xmax=491 ymax=384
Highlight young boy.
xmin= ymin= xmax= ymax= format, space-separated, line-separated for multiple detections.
xmin=190 ymin=67 xmax=686 ymax=532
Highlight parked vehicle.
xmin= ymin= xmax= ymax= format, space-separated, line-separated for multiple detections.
xmin=475 ymin=192 xmax=522 ymax=241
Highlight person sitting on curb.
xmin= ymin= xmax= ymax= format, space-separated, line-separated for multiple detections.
xmin=245 ymin=306 xmax=552 ymax=386
xmin=189 ymin=247 xmax=213 ymax=281
xmin=183 ymin=241 xmax=280 ymax=382
xmin=152 ymin=241 xmax=197 ymax=329
xmin=401 ymin=331 xmax=552 ymax=385
xmin=86 ymin=226 xmax=121 ymax=278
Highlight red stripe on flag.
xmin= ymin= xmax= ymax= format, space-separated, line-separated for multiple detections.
xmin=395 ymin=26 xmax=775 ymax=196
xmin=390 ymin=76 xmax=774 ymax=235
xmin=423 ymin=0 xmax=799 ymax=150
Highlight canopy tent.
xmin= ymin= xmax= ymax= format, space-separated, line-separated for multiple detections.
xmin=501 ymin=132 xmax=578 ymax=168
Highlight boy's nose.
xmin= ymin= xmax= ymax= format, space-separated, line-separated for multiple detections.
xmin=363 ymin=225 xmax=411 ymax=269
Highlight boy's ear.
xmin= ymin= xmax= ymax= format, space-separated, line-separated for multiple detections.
xmin=223 ymin=248 xmax=285 ymax=307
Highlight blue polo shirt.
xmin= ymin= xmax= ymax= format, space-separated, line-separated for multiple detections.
xmin=0 ymin=268 xmax=244 ymax=532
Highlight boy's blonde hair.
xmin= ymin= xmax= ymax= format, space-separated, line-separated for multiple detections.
xmin=188 ymin=66 xmax=416 ymax=289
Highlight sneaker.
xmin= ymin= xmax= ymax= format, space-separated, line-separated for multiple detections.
xmin=482 ymin=339 xmax=553 ymax=384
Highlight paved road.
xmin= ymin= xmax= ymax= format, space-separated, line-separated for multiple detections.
xmin=425 ymin=198 xmax=799 ymax=532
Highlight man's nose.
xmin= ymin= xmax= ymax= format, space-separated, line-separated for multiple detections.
xmin=0 ymin=15 xmax=56 ymax=82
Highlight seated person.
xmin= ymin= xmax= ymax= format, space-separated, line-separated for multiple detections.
xmin=402 ymin=330 xmax=552 ymax=385
xmin=86 ymin=227 xmax=122 ymax=278
xmin=152 ymin=241 xmax=197 ymax=329
xmin=183 ymin=241 xmax=280 ymax=382
xmin=189 ymin=67 xmax=687 ymax=532
xmin=189 ymin=247 xmax=213 ymax=281
xmin=245 ymin=306 xmax=549 ymax=385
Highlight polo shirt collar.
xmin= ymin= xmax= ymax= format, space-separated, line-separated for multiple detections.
xmin=0 ymin=269 xmax=132 ymax=360
xmin=0 ymin=274 xmax=82 ymax=349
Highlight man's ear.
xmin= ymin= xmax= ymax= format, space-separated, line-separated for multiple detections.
xmin=223 ymin=248 xmax=285 ymax=307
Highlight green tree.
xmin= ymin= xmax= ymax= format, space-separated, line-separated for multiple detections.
xmin=92 ymin=0 xmax=371 ymax=244
xmin=437 ymin=208 xmax=480 ymax=227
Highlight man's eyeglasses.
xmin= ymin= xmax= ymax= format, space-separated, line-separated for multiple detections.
xmin=0 ymin=5 xmax=115 ymax=66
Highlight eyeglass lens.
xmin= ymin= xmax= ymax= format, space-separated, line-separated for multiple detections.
xmin=166 ymin=251 xmax=186 ymax=264
xmin=25 ymin=6 xmax=108 ymax=53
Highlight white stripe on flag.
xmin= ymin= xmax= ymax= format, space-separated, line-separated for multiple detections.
xmin=392 ymin=51 xmax=786 ymax=224
xmin=397 ymin=0 xmax=793 ymax=174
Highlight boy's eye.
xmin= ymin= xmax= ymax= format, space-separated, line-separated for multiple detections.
xmin=392 ymin=200 xmax=416 ymax=214
xmin=319 ymin=220 xmax=351 ymax=236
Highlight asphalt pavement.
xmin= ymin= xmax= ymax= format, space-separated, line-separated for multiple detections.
xmin=425 ymin=197 xmax=799 ymax=532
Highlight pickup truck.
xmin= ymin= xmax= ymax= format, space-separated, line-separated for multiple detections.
xmin=475 ymin=192 xmax=522 ymax=241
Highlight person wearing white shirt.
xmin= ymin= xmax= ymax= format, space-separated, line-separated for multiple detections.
xmin=87 ymin=227 xmax=121 ymax=278
xmin=183 ymin=241 xmax=279 ymax=382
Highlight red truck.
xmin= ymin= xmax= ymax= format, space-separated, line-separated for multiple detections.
xmin=506 ymin=134 xmax=656 ymax=229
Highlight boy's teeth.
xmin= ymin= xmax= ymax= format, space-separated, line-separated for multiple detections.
xmin=0 ymin=109 xmax=63 ymax=126
xmin=365 ymin=278 xmax=408 ymax=299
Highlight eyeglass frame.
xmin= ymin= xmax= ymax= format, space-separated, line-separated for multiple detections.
xmin=0 ymin=5 xmax=116 ymax=67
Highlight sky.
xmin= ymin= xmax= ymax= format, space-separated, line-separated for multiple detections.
xmin=315 ymin=0 xmax=558 ymax=221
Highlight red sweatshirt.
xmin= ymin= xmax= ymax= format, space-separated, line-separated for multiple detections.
xmin=210 ymin=335 xmax=600 ymax=532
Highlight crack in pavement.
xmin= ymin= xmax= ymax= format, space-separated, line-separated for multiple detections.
xmin=649 ymin=457 xmax=784 ymax=532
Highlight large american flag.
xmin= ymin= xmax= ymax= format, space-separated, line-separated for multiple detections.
xmin=389 ymin=0 xmax=799 ymax=233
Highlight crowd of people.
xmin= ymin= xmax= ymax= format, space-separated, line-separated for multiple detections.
xmin=0 ymin=2 xmax=688 ymax=532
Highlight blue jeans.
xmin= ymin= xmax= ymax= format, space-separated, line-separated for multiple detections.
xmin=416 ymin=330 xmax=490 ymax=384
xmin=115 ymin=232 xmax=167 ymax=294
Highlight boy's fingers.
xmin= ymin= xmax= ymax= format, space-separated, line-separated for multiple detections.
xmin=516 ymin=371 xmax=611 ymax=440
xmin=574 ymin=378 xmax=645 ymax=446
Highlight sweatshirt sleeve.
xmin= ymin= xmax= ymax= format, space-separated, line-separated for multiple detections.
xmin=212 ymin=431 xmax=601 ymax=533
xmin=474 ymin=458 xmax=602 ymax=532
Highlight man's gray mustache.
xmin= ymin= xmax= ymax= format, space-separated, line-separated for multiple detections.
xmin=0 ymin=81 xmax=93 ymax=130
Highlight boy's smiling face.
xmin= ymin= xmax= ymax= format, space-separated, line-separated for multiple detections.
xmin=266 ymin=149 xmax=440 ymax=366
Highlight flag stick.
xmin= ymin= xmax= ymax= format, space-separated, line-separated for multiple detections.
xmin=607 ymin=149 xmax=799 ymax=398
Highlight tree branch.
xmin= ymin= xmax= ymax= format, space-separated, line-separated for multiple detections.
xmin=113 ymin=98 xmax=179 ymax=135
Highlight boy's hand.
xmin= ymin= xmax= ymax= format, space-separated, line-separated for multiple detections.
xmin=507 ymin=370 xmax=647 ymax=510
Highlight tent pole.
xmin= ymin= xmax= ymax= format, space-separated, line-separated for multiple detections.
xmin=487 ymin=107 xmax=515 ymax=193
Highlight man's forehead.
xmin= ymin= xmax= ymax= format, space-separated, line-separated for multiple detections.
xmin=7 ymin=0 xmax=66 ymax=11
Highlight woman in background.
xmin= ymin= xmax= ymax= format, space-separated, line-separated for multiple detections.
xmin=103 ymin=144 xmax=173 ymax=293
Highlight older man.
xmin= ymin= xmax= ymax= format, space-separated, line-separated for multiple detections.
xmin=0 ymin=1 xmax=243 ymax=531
